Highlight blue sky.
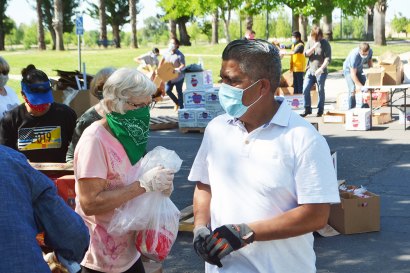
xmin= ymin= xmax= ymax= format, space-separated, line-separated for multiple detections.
xmin=6 ymin=0 xmax=410 ymax=32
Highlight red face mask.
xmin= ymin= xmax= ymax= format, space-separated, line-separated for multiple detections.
xmin=23 ymin=95 xmax=50 ymax=113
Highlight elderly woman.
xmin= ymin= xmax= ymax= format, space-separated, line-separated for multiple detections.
xmin=74 ymin=68 xmax=174 ymax=273
xmin=66 ymin=67 xmax=116 ymax=163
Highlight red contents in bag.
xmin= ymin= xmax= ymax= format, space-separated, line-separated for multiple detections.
xmin=135 ymin=227 xmax=175 ymax=262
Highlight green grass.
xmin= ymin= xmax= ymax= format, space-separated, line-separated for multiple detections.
xmin=4 ymin=40 xmax=409 ymax=98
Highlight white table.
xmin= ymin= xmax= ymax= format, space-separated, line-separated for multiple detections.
xmin=363 ymin=84 xmax=410 ymax=130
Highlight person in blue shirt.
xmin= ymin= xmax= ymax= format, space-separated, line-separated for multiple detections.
xmin=0 ymin=144 xmax=89 ymax=272
xmin=343 ymin=43 xmax=373 ymax=109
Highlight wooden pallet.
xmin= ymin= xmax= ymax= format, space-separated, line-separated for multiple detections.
xmin=179 ymin=205 xmax=194 ymax=232
xmin=149 ymin=116 xmax=178 ymax=131
xmin=179 ymin=127 xmax=205 ymax=134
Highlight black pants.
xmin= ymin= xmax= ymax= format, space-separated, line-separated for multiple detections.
xmin=81 ymin=257 xmax=145 ymax=273
xmin=293 ymin=72 xmax=304 ymax=94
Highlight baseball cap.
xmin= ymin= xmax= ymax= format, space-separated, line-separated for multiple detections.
xmin=21 ymin=81 xmax=54 ymax=105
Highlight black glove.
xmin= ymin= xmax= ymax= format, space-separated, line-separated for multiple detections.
xmin=193 ymin=225 xmax=223 ymax=268
xmin=205 ymin=223 xmax=255 ymax=260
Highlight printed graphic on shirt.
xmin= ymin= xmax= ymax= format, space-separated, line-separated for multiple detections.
xmin=18 ymin=126 xmax=62 ymax=151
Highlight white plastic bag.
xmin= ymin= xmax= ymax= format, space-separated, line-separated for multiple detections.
xmin=108 ymin=146 xmax=182 ymax=261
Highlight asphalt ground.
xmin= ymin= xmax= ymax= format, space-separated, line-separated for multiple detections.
xmin=148 ymin=60 xmax=410 ymax=272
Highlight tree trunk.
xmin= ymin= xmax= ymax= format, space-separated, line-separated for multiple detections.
xmin=373 ymin=0 xmax=386 ymax=45
xmin=36 ymin=0 xmax=46 ymax=50
xmin=245 ymin=15 xmax=253 ymax=31
xmin=169 ymin=19 xmax=177 ymax=39
xmin=220 ymin=8 xmax=231 ymax=43
xmin=99 ymin=0 xmax=107 ymax=48
xmin=129 ymin=0 xmax=137 ymax=48
xmin=365 ymin=6 xmax=374 ymax=41
xmin=112 ymin=24 xmax=121 ymax=48
xmin=52 ymin=0 xmax=64 ymax=50
xmin=322 ymin=14 xmax=333 ymax=40
xmin=177 ymin=17 xmax=191 ymax=46
xmin=211 ymin=9 xmax=219 ymax=45
xmin=0 ymin=12 xmax=3 ymax=50
xmin=299 ymin=15 xmax=308 ymax=41
xmin=292 ymin=13 xmax=299 ymax=32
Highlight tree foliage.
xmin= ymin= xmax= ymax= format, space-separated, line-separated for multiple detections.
xmin=391 ymin=13 xmax=409 ymax=35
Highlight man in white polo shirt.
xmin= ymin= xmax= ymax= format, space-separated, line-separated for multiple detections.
xmin=188 ymin=39 xmax=340 ymax=273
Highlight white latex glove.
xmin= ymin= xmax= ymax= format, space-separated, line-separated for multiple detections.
xmin=360 ymin=87 xmax=368 ymax=92
xmin=315 ymin=67 xmax=323 ymax=77
xmin=139 ymin=166 xmax=174 ymax=194
xmin=313 ymin=41 xmax=320 ymax=49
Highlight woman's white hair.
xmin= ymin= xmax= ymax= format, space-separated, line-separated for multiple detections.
xmin=101 ymin=68 xmax=156 ymax=114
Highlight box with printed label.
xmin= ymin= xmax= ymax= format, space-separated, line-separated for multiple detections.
xmin=183 ymin=90 xmax=206 ymax=109
xmin=372 ymin=113 xmax=392 ymax=125
xmin=196 ymin=110 xmax=214 ymax=128
xmin=204 ymin=88 xmax=223 ymax=111
xmin=185 ymin=70 xmax=213 ymax=90
xmin=178 ymin=109 xmax=198 ymax=127
xmin=345 ymin=108 xmax=371 ymax=131
xmin=284 ymin=95 xmax=304 ymax=110
xmin=328 ymin=186 xmax=380 ymax=234
xmin=55 ymin=175 xmax=76 ymax=209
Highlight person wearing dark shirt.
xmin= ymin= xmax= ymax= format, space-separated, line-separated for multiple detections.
xmin=0 ymin=144 xmax=89 ymax=273
xmin=0 ymin=64 xmax=76 ymax=162
xmin=281 ymin=31 xmax=306 ymax=94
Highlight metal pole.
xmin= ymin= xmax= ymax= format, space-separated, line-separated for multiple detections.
xmin=78 ymin=35 xmax=82 ymax=72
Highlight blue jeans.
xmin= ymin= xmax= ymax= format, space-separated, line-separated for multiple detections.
xmin=302 ymin=72 xmax=327 ymax=113
xmin=293 ymin=72 xmax=304 ymax=94
xmin=343 ymin=70 xmax=366 ymax=109
xmin=165 ymin=78 xmax=184 ymax=108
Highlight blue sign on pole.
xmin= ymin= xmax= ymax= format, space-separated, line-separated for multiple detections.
xmin=76 ymin=16 xmax=84 ymax=35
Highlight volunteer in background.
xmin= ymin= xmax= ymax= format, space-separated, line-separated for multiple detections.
xmin=66 ymin=67 xmax=116 ymax=163
xmin=74 ymin=68 xmax=175 ymax=273
xmin=343 ymin=42 xmax=373 ymax=109
xmin=280 ymin=31 xmax=306 ymax=94
xmin=159 ymin=38 xmax=185 ymax=110
xmin=0 ymin=144 xmax=89 ymax=272
xmin=0 ymin=56 xmax=20 ymax=118
xmin=134 ymin=48 xmax=160 ymax=71
xmin=244 ymin=30 xmax=256 ymax=40
xmin=189 ymin=38 xmax=340 ymax=273
xmin=0 ymin=64 xmax=76 ymax=162
xmin=301 ymin=26 xmax=332 ymax=117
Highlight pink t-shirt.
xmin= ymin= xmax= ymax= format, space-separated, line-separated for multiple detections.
xmin=74 ymin=121 xmax=143 ymax=272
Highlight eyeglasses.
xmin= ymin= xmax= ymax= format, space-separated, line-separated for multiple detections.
xmin=126 ymin=100 xmax=153 ymax=109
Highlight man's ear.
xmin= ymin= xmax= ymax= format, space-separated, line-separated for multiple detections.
xmin=259 ymin=79 xmax=272 ymax=95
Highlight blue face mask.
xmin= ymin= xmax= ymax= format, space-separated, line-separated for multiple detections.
xmin=219 ymin=80 xmax=261 ymax=118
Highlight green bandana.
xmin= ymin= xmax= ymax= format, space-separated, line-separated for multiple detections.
xmin=106 ymin=106 xmax=150 ymax=165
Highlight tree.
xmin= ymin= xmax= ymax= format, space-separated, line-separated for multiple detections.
xmin=0 ymin=0 xmax=14 ymax=50
xmin=88 ymin=0 xmax=130 ymax=48
xmin=142 ymin=16 xmax=168 ymax=43
xmin=36 ymin=0 xmax=46 ymax=50
xmin=98 ymin=0 xmax=107 ymax=48
xmin=211 ymin=9 xmax=218 ymax=44
xmin=129 ymin=0 xmax=138 ymax=48
xmin=365 ymin=5 xmax=374 ymax=41
xmin=53 ymin=0 xmax=64 ymax=50
xmin=391 ymin=13 xmax=409 ymax=37
xmin=373 ymin=0 xmax=387 ymax=45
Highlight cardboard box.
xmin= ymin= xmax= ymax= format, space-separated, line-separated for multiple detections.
xmin=378 ymin=51 xmax=402 ymax=85
xmin=345 ymin=108 xmax=371 ymax=131
xmin=185 ymin=70 xmax=213 ymax=90
xmin=399 ymin=105 xmax=410 ymax=124
xmin=53 ymin=89 xmax=99 ymax=117
xmin=157 ymin=62 xmax=178 ymax=82
xmin=364 ymin=67 xmax=384 ymax=86
xmin=277 ymin=87 xmax=294 ymax=96
xmin=196 ymin=110 xmax=214 ymax=128
xmin=183 ymin=90 xmax=206 ymax=109
xmin=279 ymin=70 xmax=293 ymax=87
xmin=323 ymin=111 xmax=345 ymax=124
xmin=328 ymin=188 xmax=380 ymax=234
xmin=55 ymin=175 xmax=76 ymax=209
xmin=284 ymin=95 xmax=304 ymax=110
xmin=372 ymin=113 xmax=392 ymax=125
xmin=403 ymin=63 xmax=410 ymax=84
xmin=362 ymin=91 xmax=389 ymax=108
xmin=336 ymin=92 xmax=349 ymax=111
xmin=178 ymin=108 xmax=198 ymax=128
xmin=204 ymin=88 xmax=223 ymax=112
